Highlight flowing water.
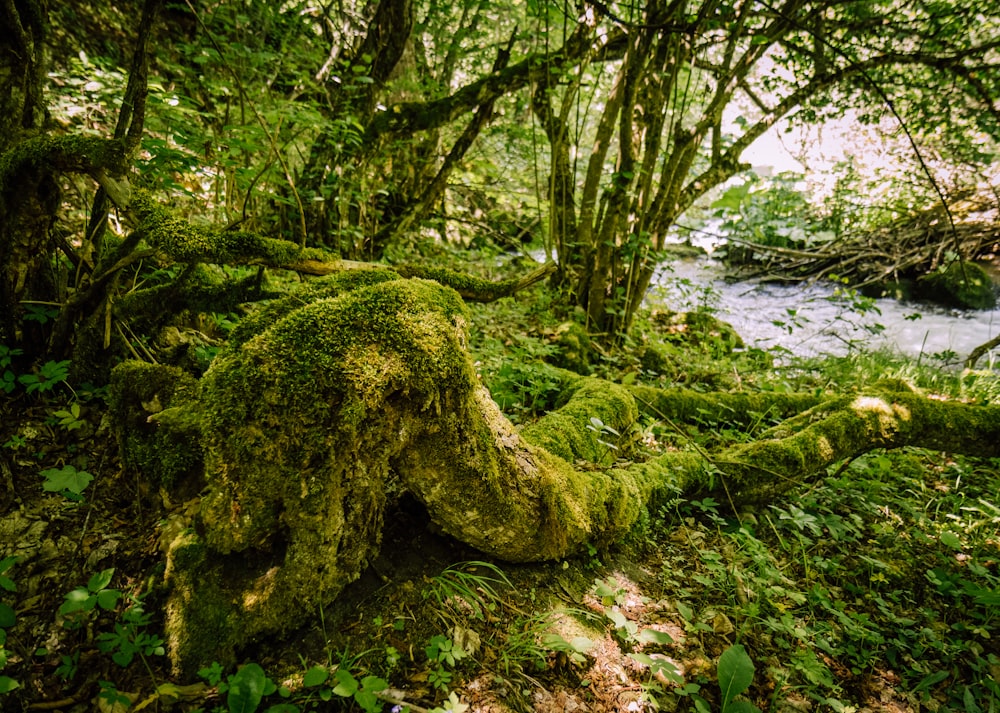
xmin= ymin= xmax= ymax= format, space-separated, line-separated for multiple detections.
xmin=653 ymin=258 xmax=1000 ymax=364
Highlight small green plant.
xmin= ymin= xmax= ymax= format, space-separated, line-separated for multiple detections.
xmin=2 ymin=434 xmax=26 ymax=450
xmin=0 ymin=345 xmax=22 ymax=394
xmin=427 ymin=664 xmax=453 ymax=692
xmin=96 ymin=593 xmax=165 ymax=668
xmin=0 ymin=556 xmax=19 ymax=694
xmin=591 ymin=576 xmax=628 ymax=607
xmin=226 ymin=663 xmax=277 ymax=713
xmin=98 ymin=680 xmax=132 ymax=710
xmin=540 ymin=631 xmax=594 ymax=667
xmin=329 ymin=668 xmax=389 ymax=712
xmin=423 ymin=561 xmax=511 ymax=623
xmin=52 ymin=402 xmax=85 ymax=431
xmin=717 ymin=644 xmax=762 ymax=713
xmin=22 ymin=304 xmax=59 ymax=325
xmin=55 ymin=652 xmax=79 ymax=681
xmin=18 ymin=359 xmax=71 ymax=394
xmin=586 ymin=416 xmax=621 ymax=461
xmin=426 ymin=634 xmax=467 ymax=668
xmin=199 ymin=661 xmax=280 ymax=713
xmin=58 ymin=567 xmax=122 ymax=628
xmin=41 ymin=464 xmax=93 ymax=501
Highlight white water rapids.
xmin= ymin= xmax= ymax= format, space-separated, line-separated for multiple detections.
xmin=654 ymin=258 xmax=1000 ymax=364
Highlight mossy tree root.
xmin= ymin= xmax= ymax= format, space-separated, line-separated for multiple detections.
xmin=155 ymin=275 xmax=1000 ymax=674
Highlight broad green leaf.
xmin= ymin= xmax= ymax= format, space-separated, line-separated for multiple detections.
xmin=87 ymin=568 xmax=115 ymax=593
xmin=302 ymin=666 xmax=328 ymax=687
xmin=913 ymin=669 xmax=949 ymax=692
xmin=0 ymin=556 xmax=16 ymax=575
xmin=963 ymin=686 xmax=982 ymax=713
xmin=718 ymin=644 xmax=755 ymax=706
xmin=726 ymin=701 xmax=763 ymax=713
xmin=228 ymin=663 xmax=268 ymax=713
xmin=0 ymin=675 xmax=19 ymax=693
xmin=939 ymin=531 xmax=962 ymax=550
xmin=332 ymin=669 xmax=358 ymax=697
xmin=97 ymin=589 xmax=122 ymax=611
xmin=676 ymin=601 xmax=694 ymax=622
xmin=41 ymin=466 xmax=93 ymax=495
xmin=360 ymin=675 xmax=387 ymax=692
xmin=606 ymin=609 xmax=629 ymax=629
xmin=711 ymin=182 xmax=751 ymax=212
xmin=354 ymin=689 xmax=379 ymax=712
xmin=629 ymin=653 xmax=684 ymax=684
xmin=0 ymin=602 xmax=15 ymax=628
xmin=58 ymin=588 xmax=90 ymax=616
xmin=638 ymin=628 xmax=674 ymax=645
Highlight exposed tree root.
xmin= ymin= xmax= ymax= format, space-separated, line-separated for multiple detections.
xmin=109 ymin=273 xmax=1000 ymax=674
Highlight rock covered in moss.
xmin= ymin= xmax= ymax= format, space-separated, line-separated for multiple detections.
xmin=916 ymin=261 xmax=996 ymax=310
xmin=547 ymin=322 xmax=594 ymax=375
xmin=650 ymin=309 xmax=744 ymax=357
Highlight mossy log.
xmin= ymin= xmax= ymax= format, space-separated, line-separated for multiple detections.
xmin=126 ymin=273 xmax=1000 ymax=674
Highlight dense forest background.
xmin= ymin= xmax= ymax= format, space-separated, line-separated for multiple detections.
xmin=1 ymin=0 xmax=1000 ymax=711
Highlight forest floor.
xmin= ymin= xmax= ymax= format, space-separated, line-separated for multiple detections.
xmin=1 ymin=285 xmax=999 ymax=713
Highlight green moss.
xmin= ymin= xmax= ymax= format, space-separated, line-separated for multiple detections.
xmin=224 ymin=269 xmax=403 ymax=351
xmin=917 ymin=261 xmax=996 ymax=310
xmin=628 ymin=384 xmax=822 ymax=428
xmin=0 ymin=135 xmax=126 ymax=195
xmin=164 ymin=532 xmax=245 ymax=676
xmin=547 ymin=322 xmax=594 ymax=375
xmin=129 ymin=189 xmax=337 ymax=266
xmin=114 ymin=264 xmax=273 ymax=343
xmin=398 ymin=264 xmax=521 ymax=301
xmin=168 ymin=278 xmax=476 ymax=670
xmin=108 ymin=361 xmax=203 ymax=493
xmin=521 ymin=378 xmax=638 ymax=464
xmin=650 ymin=310 xmax=744 ymax=357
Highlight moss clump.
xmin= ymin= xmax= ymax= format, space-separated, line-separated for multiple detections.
xmin=163 ymin=532 xmax=247 ymax=676
xmin=650 ymin=309 xmax=744 ymax=357
xmin=916 ymin=261 xmax=996 ymax=310
xmin=223 ymin=269 xmax=404 ymax=352
xmin=128 ymin=189 xmax=335 ymax=266
xmin=521 ymin=378 xmax=637 ymax=464
xmin=0 ymin=135 xmax=126 ymax=195
xmin=628 ymin=384 xmax=823 ymax=428
xmin=108 ymin=361 xmax=203 ymax=494
xmin=546 ymin=322 xmax=594 ymax=375
xmin=167 ymin=277 xmax=475 ymax=670
xmin=397 ymin=264 xmax=521 ymax=301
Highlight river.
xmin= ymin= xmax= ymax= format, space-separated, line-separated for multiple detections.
xmin=654 ymin=258 xmax=1000 ymax=365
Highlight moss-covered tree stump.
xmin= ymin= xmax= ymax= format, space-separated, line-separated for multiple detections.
xmin=114 ymin=272 xmax=1000 ymax=675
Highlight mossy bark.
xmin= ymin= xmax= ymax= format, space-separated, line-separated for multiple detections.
xmin=108 ymin=361 xmax=204 ymax=494
xmin=154 ymin=274 xmax=1000 ymax=675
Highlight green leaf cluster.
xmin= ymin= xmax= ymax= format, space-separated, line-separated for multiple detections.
xmin=0 ymin=557 xmax=19 ymax=694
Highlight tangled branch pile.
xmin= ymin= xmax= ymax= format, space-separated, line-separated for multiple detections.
xmin=736 ymin=192 xmax=1000 ymax=288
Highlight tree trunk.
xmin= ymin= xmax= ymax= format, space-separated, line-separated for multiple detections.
xmin=0 ymin=0 xmax=53 ymax=344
